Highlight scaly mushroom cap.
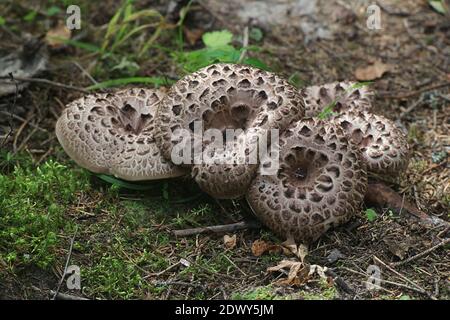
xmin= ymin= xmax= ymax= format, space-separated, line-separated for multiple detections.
xmin=246 ymin=118 xmax=368 ymax=243
xmin=331 ymin=110 xmax=410 ymax=175
xmin=56 ymin=88 xmax=188 ymax=181
xmin=301 ymin=81 xmax=373 ymax=117
xmin=155 ymin=63 xmax=305 ymax=198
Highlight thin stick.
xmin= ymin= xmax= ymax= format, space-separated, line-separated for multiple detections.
xmin=341 ymin=266 xmax=431 ymax=297
xmin=398 ymin=96 xmax=424 ymax=120
xmin=373 ymin=255 xmax=436 ymax=299
xmin=50 ymin=290 xmax=89 ymax=300
xmin=390 ymin=238 xmax=450 ymax=267
xmin=71 ymin=61 xmax=98 ymax=85
xmin=172 ymin=220 xmax=260 ymax=237
xmin=143 ymin=261 xmax=181 ymax=279
xmin=52 ymin=228 xmax=78 ymax=300
xmin=379 ymin=82 xmax=450 ymax=99
xmin=238 ymin=26 xmax=249 ymax=64
xmin=0 ymin=76 xmax=89 ymax=93
xmin=0 ymin=111 xmax=48 ymax=132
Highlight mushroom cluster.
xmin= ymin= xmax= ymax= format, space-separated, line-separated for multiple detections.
xmin=56 ymin=63 xmax=410 ymax=243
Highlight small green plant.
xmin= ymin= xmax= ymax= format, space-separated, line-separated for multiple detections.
xmin=100 ymin=0 xmax=164 ymax=57
xmin=232 ymin=286 xmax=276 ymax=300
xmin=365 ymin=208 xmax=378 ymax=222
xmin=175 ymin=29 xmax=269 ymax=73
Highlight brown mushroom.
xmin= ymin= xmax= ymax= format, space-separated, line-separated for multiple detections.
xmin=56 ymin=87 xmax=188 ymax=180
xmin=154 ymin=63 xmax=305 ymax=199
xmin=331 ymin=109 xmax=411 ymax=175
xmin=301 ymin=81 xmax=373 ymax=117
xmin=246 ymin=118 xmax=368 ymax=243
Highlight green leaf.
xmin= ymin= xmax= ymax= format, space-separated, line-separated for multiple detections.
xmin=347 ymin=81 xmax=372 ymax=92
xmin=24 ymin=11 xmax=38 ymax=22
xmin=86 ymin=77 xmax=175 ymax=90
xmin=202 ymin=30 xmax=233 ymax=48
xmin=243 ymin=57 xmax=270 ymax=71
xmin=46 ymin=6 xmax=61 ymax=16
xmin=399 ymin=295 xmax=411 ymax=300
xmin=0 ymin=16 xmax=6 ymax=26
xmin=365 ymin=208 xmax=378 ymax=222
xmin=429 ymin=0 xmax=447 ymax=14
xmin=62 ymin=39 xmax=102 ymax=53
xmin=177 ymin=46 xmax=240 ymax=72
xmin=111 ymin=57 xmax=140 ymax=73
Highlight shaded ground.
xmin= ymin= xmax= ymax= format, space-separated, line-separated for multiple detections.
xmin=0 ymin=0 xmax=449 ymax=300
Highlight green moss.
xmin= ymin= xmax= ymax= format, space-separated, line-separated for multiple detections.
xmin=232 ymin=286 xmax=276 ymax=300
xmin=0 ymin=159 xmax=90 ymax=269
xmin=300 ymin=279 xmax=337 ymax=300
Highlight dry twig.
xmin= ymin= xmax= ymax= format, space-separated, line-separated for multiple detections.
xmin=172 ymin=220 xmax=260 ymax=237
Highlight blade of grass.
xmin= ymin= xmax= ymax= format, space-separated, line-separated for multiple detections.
xmin=96 ymin=174 xmax=160 ymax=191
xmin=62 ymin=38 xmax=102 ymax=53
xmin=86 ymin=77 xmax=175 ymax=90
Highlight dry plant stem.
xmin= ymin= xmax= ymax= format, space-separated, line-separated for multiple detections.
xmin=0 ymin=76 xmax=89 ymax=93
xmin=0 ymin=111 xmax=48 ymax=132
xmin=52 ymin=229 xmax=77 ymax=300
xmin=390 ymin=238 xmax=450 ymax=267
xmin=373 ymin=255 xmax=436 ymax=300
xmin=379 ymin=81 xmax=450 ymax=99
xmin=49 ymin=290 xmax=89 ymax=300
xmin=237 ymin=26 xmax=249 ymax=64
xmin=172 ymin=220 xmax=261 ymax=237
xmin=365 ymin=183 xmax=449 ymax=229
xmin=341 ymin=266 xmax=432 ymax=297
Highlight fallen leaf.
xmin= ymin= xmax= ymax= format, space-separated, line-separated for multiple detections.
xmin=428 ymin=0 xmax=447 ymax=14
xmin=251 ymin=239 xmax=282 ymax=257
xmin=354 ymin=60 xmax=391 ymax=81
xmin=46 ymin=21 xmax=71 ymax=49
xmin=223 ymin=234 xmax=237 ymax=249
xmin=308 ymin=264 xmax=328 ymax=280
xmin=267 ymin=260 xmax=309 ymax=287
xmin=184 ymin=28 xmax=204 ymax=46
xmin=281 ymin=237 xmax=309 ymax=261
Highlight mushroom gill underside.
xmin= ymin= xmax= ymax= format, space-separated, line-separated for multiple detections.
xmin=55 ymin=63 xmax=410 ymax=243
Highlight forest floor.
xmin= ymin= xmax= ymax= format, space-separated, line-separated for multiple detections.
xmin=0 ymin=0 xmax=449 ymax=300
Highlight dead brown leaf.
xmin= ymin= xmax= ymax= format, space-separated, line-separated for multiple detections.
xmin=223 ymin=234 xmax=237 ymax=249
xmin=251 ymin=239 xmax=282 ymax=257
xmin=354 ymin=60 xmax=391 ymax=81
xmin=267 ymin=260 xmax=309 ymax=287
xmin=46 ymin=21 xmax=71 ymax=49
xmin=281 ymin=238 xmax=309 ymax=262
xmin=184 ymin=28 xmax=204 ymax=46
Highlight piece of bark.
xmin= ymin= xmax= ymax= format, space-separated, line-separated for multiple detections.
xmin=365 ymin=183 xmax=449 ymax=228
